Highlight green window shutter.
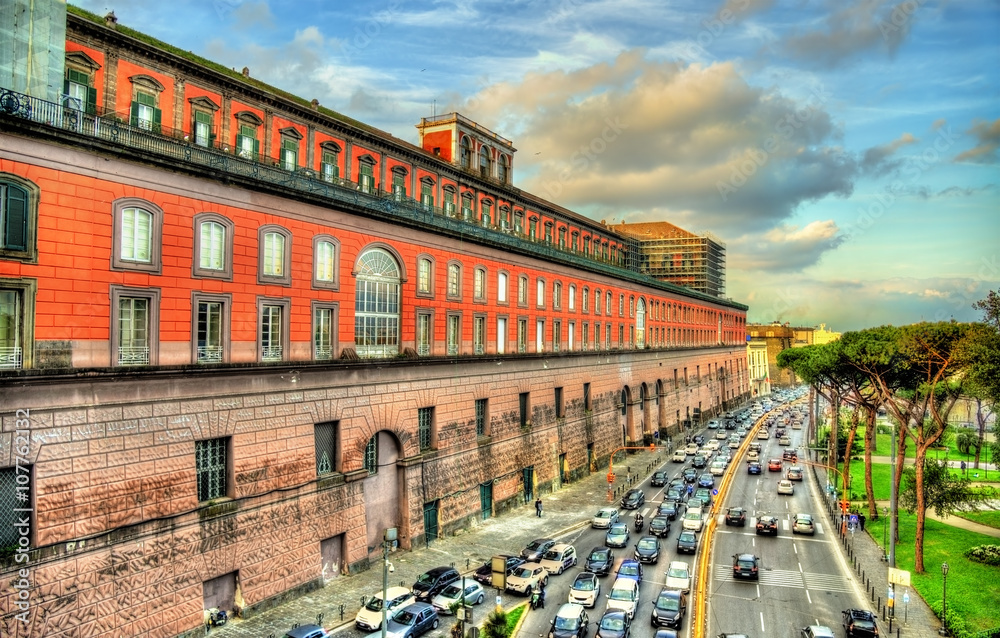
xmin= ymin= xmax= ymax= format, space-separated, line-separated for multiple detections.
xmin=152 ymin=108 xmax=162 ymax=132
xmin=63 ymin=79 xmax=70 ymax=96
xmin=195 ymin=111 xmax=211 ymax=124
xmin=235 ymin=134 xmax=246 ymax=154
xmin=86 ymin=86 xmax=97 ymax=114
xmin=253 ymin=138 xmax=260 ymax=157
xmin=3 ymin=185 xmax=29 ymax=251
xmin=130 ymin=101 xmax=140 ymax=127
xmin=68 ymin=69 xmax=88 ymax=84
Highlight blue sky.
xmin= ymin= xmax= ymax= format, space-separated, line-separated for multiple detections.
xmin=71 ymin=0 xmax=999 ymax=331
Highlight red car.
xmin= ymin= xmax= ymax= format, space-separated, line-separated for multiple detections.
xmin=768 ymin=459 xmax=783 ymax=472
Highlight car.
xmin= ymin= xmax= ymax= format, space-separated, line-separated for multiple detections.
xmin=596 ymin=610 xmax=631 ymax=638
xmin=802 ymin=626 xmax=836 ymax=638
xmin=431 ymin=581 xmax=485 ymax=614
xmin=716 ymin=430 xmax=729 ymax=440
xmin=768 ymin=458 xmax=782 ymax=471
xmin=793 ymin=514 xmax=815 ymax=535
xmin=667 ymin=477 xmax=686 ymax=490
xmin=691 ymin=455 xmax=707 ymax=468
xmin=676 ymin=531 xmax=698 ymax=554
xmin=505 ymin=562 xmax=549 ymax=594
xmin=671 ymin=449 xmax=687 ymax=463
xmin=731 ymin=553 xmax=760 ymax=580
xmin=621 ymin=489 xmax=645 ymax=510
xmin=707 ymin=419 xmax=720 ymax=429
xmin=746 ymin=450 xmax=760 ymax=463
xmin=523 ymin=538 xmax=557 ymax=561
xmin=648 ymin=516 xmax=671 ymax=538
xmin=664 ymin=488 xmax=687 ymax=505
xmin=664 ymin=560 xmax=691 ymax=592
xmin=783 ymin=450 xmax=798 ymax=462
xmin=615 ymin=559 xmax=643 ymax=585
xmin=756 ymin=515 xmax=778 ymax=535
xmin=634 ymin=536 xmax=660 ymax=564
xmin=656 ymin=501 xmax=681 ymax=520
xmin=682 ymin=507 xmax=703 ymax=532
xmin=285 ymin=625 xmax=331 ymax=638
xmin=757 ymin=429 xmax=769 ymax=440
xmin=568 ymin=572 xmax=602 ymax=608
xmin=728 ymin=439 xmax=741 ymax=449
xmin=786 ymin=466 xmax=804 ymax=481
xmin=724 ymin=507 xmax=746 ymax=526
xmin=710 ymin=461 xmax=726 ymax=476
xmin=412 ymin=566 xmax=460 ymax=602
xmin=692 ymin=488 xmax=712 ymax=508
xmin=606 ymin=523 xmax=630 ymax=548
xmin=684 ymin=443 xmax=698 ymax=455
xmin=550 ymin=603 xmax=590 ymax=638
xmin=605 ymin=578 xmax=640 ymax=619
xmin=681 ymin=468 xmax=698 ymax=483
xmin=384 ymin=603 xmax=440 ymax=638
xmin=693 ymin=435 xmax=705 ymax=445
xmin=749 ymin=442 xmax=762 ymax=452
xmin=777 ymin=479 xmax=794 ymax=495
xmin=585 ymin=546 xmax=615 ymax=575
xmin=540 ymin=543 xmax=578 ymax=575
xmin=651 ymin=471 xmax=668 ymax=487
xmin=474 ymin=554 xmax=525 ymax=585
xmin=706 ymin=440 xmax=721 ymax=451
xmin=650 ymin=588 xmax=687 ymax=628
xmin=697 ymin=474 xmax=714 ymax=488
xmin=747 ymin=461 xmax=762 ymax=475
xmin=592 ymin=508 xmax=620 ymax=529
xmin=842 ymin=608 xmax=879 ymax=638
xmin=356 ymin=586 xmax=416 ymax=631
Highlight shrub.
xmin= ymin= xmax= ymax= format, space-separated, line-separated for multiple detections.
xmin=964 ymin=544 xmax=1000 ymax=567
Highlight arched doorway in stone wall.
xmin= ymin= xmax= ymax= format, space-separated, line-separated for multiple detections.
xmin=620 ymin=386 xmax=636 ymax=443
xmin=639 ymin=382 xmax=651 ymax=438
xmin=362 ymin=431 xmax=404 ymax=557
xmin=655 ymin=379 xmax=666 ymax=435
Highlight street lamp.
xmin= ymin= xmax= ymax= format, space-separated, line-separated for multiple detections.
xmin=381 ymin=527 xmax=398 ymax=638
xmin=882 ymin=506 xmax=889 ymax=560
xmin=938 ymin=562 xmax=950 ymax=636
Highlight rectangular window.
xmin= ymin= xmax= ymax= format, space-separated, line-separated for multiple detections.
xmin=418 ymin=407 xmax=434 ymax=451
xmin=481 ymin=201 xmax=492 ymax=227
xmin=594 ymin=323 xmax=600 ymax=350
xmin=193 ymin=111 xmax=213 ymax=147
xmin=118 ymin=296 xmax=150 ymax=365
xmin=619 ymin=324 xmax=624 ymax=346
xmin=584 ymin=383 xmax=592 ymax=411
xmin=417 ymin=259 xmax=432 ymax=295
xmin=519 ymin=392 xmax=530 ymax=428
xmin=496 ymin=316 xmax=507 ymax=354
xmin=0 ymin=289 xmax=25 ymax=369
xmin=553 ymin=321 xmax=561 ymax=352
xmin=392 ymin=173 xmax=406 ymax=201
xmin=321 ymin=151 xmax=340 ymax=182
xmin=568 ymin=322 xmax=575 ymax=351
xmin=544 ymin=224 xmax=553 ymax=244
xmin=281 ymin=138 xmax=298 ymax=171
xmin=263 ymin=232 xmax=285 ymax=277
xmin=315 ymin=421 xmax=337 ymax=474
xmin=514 ymin=213 xmax=524 ymax=234
xmin=261 ymin=303 xmax=284 ymax=361
xmin=131 ymin=90 xmax=160 ymax=131
xmin=196 ymin=300 xmax=223 ymax=363
xmin=475 ymin=398 xmax=488 ymax=436
xmin=314 ymin=306 xmax=334 ymax=360
xmin=199 ymin=221 xmax=225 ymax=271
xmin=497 ymin=272 xmax=508 ymax=304
xmin=461 ymin=196 xmax=473 ymax=221
xmin=473 ymin=315 xmax=486 ymax=355
xmin=582 ymin=323 xmax=589 ymax=351
xmin=529 ymin=218 xmax=537 ymax=240
xmin=0 ymin=466 xmax=32 ymax=548
xmin=359 ymin=163 xmax=374 ymax=193
xmin=364 ymin=435 xmax=378 ymax=475
xmin=420 ymin=183 xmax=433 ymax=209
xmin=417 ymin=312 xmax=432 ymax=356
xmin=517 ymin=318 xmax=527 ymax=353
xmin=444 ymin=190 xmax=456 ymax=217
xmin=65 ymin=68 xmax=96 ymax=113
xmin=518 ymin=277 xmax=528 ymax=306
xmin=196 ymin=438 xmax=228 ymax=502
xmin=536 ymin=319 xmax=545 ymax=353
xmin=447 ymin=314 xmax=460 ymax=355
xmin=554 ymin=387 xmax=564 ymax=419
xmin=606 ymin=323 xmax=611 ymax=349
xmin=474 ymin=269 xmax=486 ymax=301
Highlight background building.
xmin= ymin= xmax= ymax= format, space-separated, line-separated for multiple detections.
xmin=747 ymin=337 xmax=771 ymax=397
xmin=612 ymin=221 xmax=727 ymax=298
xmin=0 ymin=5 xmax=748 ymax=637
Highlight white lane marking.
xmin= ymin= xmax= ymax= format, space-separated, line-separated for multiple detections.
xmin=806 ymin=588 xmax=812 ymax=604
xmin=760 ymin=611 xmax=765 ymax=631
xmin=793 ymin=543 xmax=798 ymax=555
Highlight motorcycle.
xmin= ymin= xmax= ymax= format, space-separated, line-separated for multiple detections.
xmin=530 ymin=588 xmax=545 ymax=610
xmin=634 ymin=516 xmax=644 ymax=532
xmin=206 ymin=608 xmax=228 ymax=627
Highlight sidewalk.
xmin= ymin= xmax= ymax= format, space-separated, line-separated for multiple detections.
xmin=208 ymin=448 xmax=669 ymax=637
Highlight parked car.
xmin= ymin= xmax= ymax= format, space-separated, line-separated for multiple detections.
xmin=474 ymin=554 xmax=525 ymax=585
xmin=676 ymin=531 xmax=698 ymax=554
xmin=596 ymin=610 xmax=631 ymax=638
xmin=756 ymin=515 xmax=778 ymax=536
xmin=412 ymin=566 xmax=460 ymax=602
xmin=648 ymin=516 xmax=671 ymax=538
xmin=540 ymin=543 xmax=578 ymax=575
xmin=842 ymin=608 xmax=879 ymax=638
xmin=634 ymin=536 xmax=660 ymax=564
xmin=356 ymin=586 xmax=416 ymax=631
xmin=731 ymin=553 xmax=760 ymax=580
xmin=550 ymin=603 xmax=590 ymax=638
xmin=664 ymin=560 xmax=690 ymax=592
xmin=724 ymin=507 xmax=746 ymax=526
xmin=606 ymin=523 xmax=630 ymax=548
xmin=793 ymin=514 xmax=815 ymax=535
xmin=568 ymin=572 xmax=601 ymax=608
xmin=672 ymin=449 xmax=687 ymax=463
xmin=605 ymin=578 xmax=640 ymax=619
xmin=651 ymin=471 xmax=668 ymax=487
xmin=592 ymin=508 xmax=620 ymax=529
xmin=585 ymin=547 xmax=615 ymax=576
xmin=777 ymin=480 xmax=794 ymax=495
xmin=284 ymin=626 xmax=330 ymax=638
xmin=505 ymin=563 xmax=549 ymax=594
xmin=522 ymin=538 xmax=557 ymax=561
xmin=621 ymin=489 xmax=645 ymax=510
xmin=384 ymin=603 xmax=440 ymax=638
xmin=431 ymin=581 xmax=485 ymax=614
xmin=650 ymin=588 xmax=687 ymax=629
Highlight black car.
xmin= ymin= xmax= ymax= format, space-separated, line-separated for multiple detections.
xmin=656 ymin=501 xmax=681 ymax=520
xmin=724 ymin=507 xmax=746 ymax=526
xmin=676 ymin=531 xmax=698 ymax=554
xmin=621 ymin=489 xmax=645 ymax=510
xmin=755 ymin=516 xmax=778 ymax=536
xmin=691 ymin=455 xmax=706 ymax=468
xmin=650 ymin=588 xmax=687 ymax=629
xmin=650 ymin=471 xmax=668 ymax=487
xmin=664 ymin=488 xmax=687 ymax=505
xmin=843 ymin=608 xmax=879 ymax=638
xmin=474 ymin=555 xmax=525 ymax=585
xmin=693 ymin=435 xmax=704 ymax=445
xmin=550 ymin=603 xmax=590 ymax=638
xmin=633 ymin=536 xmax=660 ymax=564
xmin=596 ymin=610 xmax=631 ymax=638
xmin=522 ymin=538 xmax=557 ymax=561
xmin=732 ymin=553 xmax=759 ymax=580
xmin=667 ymin=478 xmax=686 ymax=491
xmin=681 ymin=468 xmax=698 ymax=483
xmin=747 ymin=462 xmax=762 ymax=475
xmin=585 ymin=547 xmax=615 ymax=576
xmin=412 ymin=566 xmax=460 ymax=602
xmin=648 ymin=516 xmax=671 ymax=537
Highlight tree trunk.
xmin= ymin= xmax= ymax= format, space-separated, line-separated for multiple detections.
xmin=913 ymin=445 xmax=927 ymax=573
xmin=974 ymin=397 xmax=985 ymax=469
xmin=864 ymin=407 xmax=877 ymax=519
xmin=843 ymin=407 xmax=860 ymax=498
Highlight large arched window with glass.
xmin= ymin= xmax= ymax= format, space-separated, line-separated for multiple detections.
xmin=354 ymin=248 xmax=401 ymax=358
xmin=635 ymin=297 xmax=646 ymax=348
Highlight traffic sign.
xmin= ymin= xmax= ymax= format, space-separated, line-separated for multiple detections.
xmin=849 ymin=514 xmax=859 ymax=525
xmin=712 ymin=489 xmax=719 ymax=495
xmin=903 ymin=592 xmax=910 ymax=604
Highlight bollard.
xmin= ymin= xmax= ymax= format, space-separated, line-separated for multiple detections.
xmin=317 ymin=613 xmax=324 ymax=627
xmin=340 ymin=604 xmax=345 ymax=620
xmin=467 ymin=558 xmax=470 ymax=568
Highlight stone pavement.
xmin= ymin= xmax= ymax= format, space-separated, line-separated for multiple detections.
xmin=208 ymin=447 xmax=669 ymax=637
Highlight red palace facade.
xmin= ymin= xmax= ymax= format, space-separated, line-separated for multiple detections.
xmin=0 ymin=6 xmax=748 ymax=637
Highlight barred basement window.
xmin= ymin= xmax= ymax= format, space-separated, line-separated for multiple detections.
xmin=196 ymin=438 xmax=228 ymax=502
xmin=418 ymin=407 xmax=434 ymax=451
xmin=315 ymin=422 xmax=337 ymax=475
xmin=0 ymin=466 xmax=32 ymax=549
xmin=364 ymin=435 xmax=378 ymax=475
xmin=475 ymin=398 xmax=488 ymax=436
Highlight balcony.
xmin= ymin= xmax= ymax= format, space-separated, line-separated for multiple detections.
xmin=0 ymin=346 xmax=23 ymax=369
xmin=197 ymin=346 xmax=224 ymax=363
xmin=262 ymin=346 xmax=283 ymax=362
xmin=118 ymin=346 xmax=150 ymax=366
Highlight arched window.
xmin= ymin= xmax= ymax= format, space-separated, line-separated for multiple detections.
xmin=479 ymin=146 xmax=492 ymax=177
xmin=498 ymin=155 xmax=509 ymax=183
xmin=354 ymin=248 xmax=401 ymax=358
xmin=460 ymin=137 xmax=472 ymax=169
xmin=636 ymin=298 xmax=646 ymax=348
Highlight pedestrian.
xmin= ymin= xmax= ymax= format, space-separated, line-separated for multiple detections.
xmin=535 ymin=498 xmax=542 ymax=517
xmin=859 ymin=513 xmax=866 ymax=531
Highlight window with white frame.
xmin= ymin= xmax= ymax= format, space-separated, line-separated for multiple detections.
xmin=474 ymin=267 xmax=487 ymax=302
xmin=474 ymin=315 xmax=486 ymax=354
xmin=497 ymin=271 xmax=508 ymax=304
xmin=496 ymin=316 xmax=507 ymax=354
xmin=260 ymin=301 xmax=285 ymax=362
xmin=321 ymin=144 xmax=341 ymax=182
xmin=416 ymin=311 xmax=432 ymax=356
xmin=447 ymin=262 xmax=462 ymax=300
xmin=536 ymin=278 xmax=545 ymax=308
xmin=193 ymin=292 xmax=229 ymax=364
xmin=313 ymin=235 xmax=339 ymax=289
xmin=569 ymin=285 xmax=576 ymax=311
xmin=447 ymin=313 xmax=461 ymax=355
xmin=313 ymin=303 xmax=336 ymax=360
xmin=258 ymin=225 xmax=291 ymax=285
xmin=517 ymin=317 xmax=527 ymax=353
xmin=0 ymin=280 xmax=35 ymax=370
xmin=518 ymin=275 xmax=528 ymax=307
xmin=536 ymin=319 xmax=545 ymax=353
xmin=193 ymin=214 xmax=234 ymax=279
xmin=417 ymin=256 xmax=434 ymax=296
xmin=354 ymin=248 xmax=401 ymax=358
xmin=111 ymin=286 xmax=160 ymax=366
xmin=553 ymin=282 xmax=562 ymax=310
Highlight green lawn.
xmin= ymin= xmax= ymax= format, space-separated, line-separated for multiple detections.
xmin=954 ymin=510 xmax=1000 ymax=530
xmin=869 ymin=511 xmax=1000 ymax=631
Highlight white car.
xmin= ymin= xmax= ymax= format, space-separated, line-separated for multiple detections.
xmin=355 ymin=586 xmax=415 ymax=631
xmin=672 ymin=450 xmax=687 ymax=463
xmin=568 ymin=572 xmax=601 ymax=607
xmin=709 ymin=461 xmax=726 ymax=476
xmin=706 ymin=440 xmax=721 ymax=451
xmin=707 ymin=420 xmax=720 ymax=429
xmin=747 ymin=450 xmax=759 ymax=463
xmin=604 ymin=578 xmax=640 ymax=619
xmin=505 ymin=563 xmax=548 ymax=594
xmin=431 ymin=581 xmax=485 ymax=614
xmin=682 ymin=507 xmax=704 ymax=532
xmin=684 ymin=443 xmax=698 ymax=455
xmin=777 ymin=480 xmax=795 ymax=495
xmin=539 ymin=543 xmax=578 ymax=575
xmin=664 ymin=560 xmax=690 ymax=593
xmin=592 ymin=508 xmax=620 ymax=529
